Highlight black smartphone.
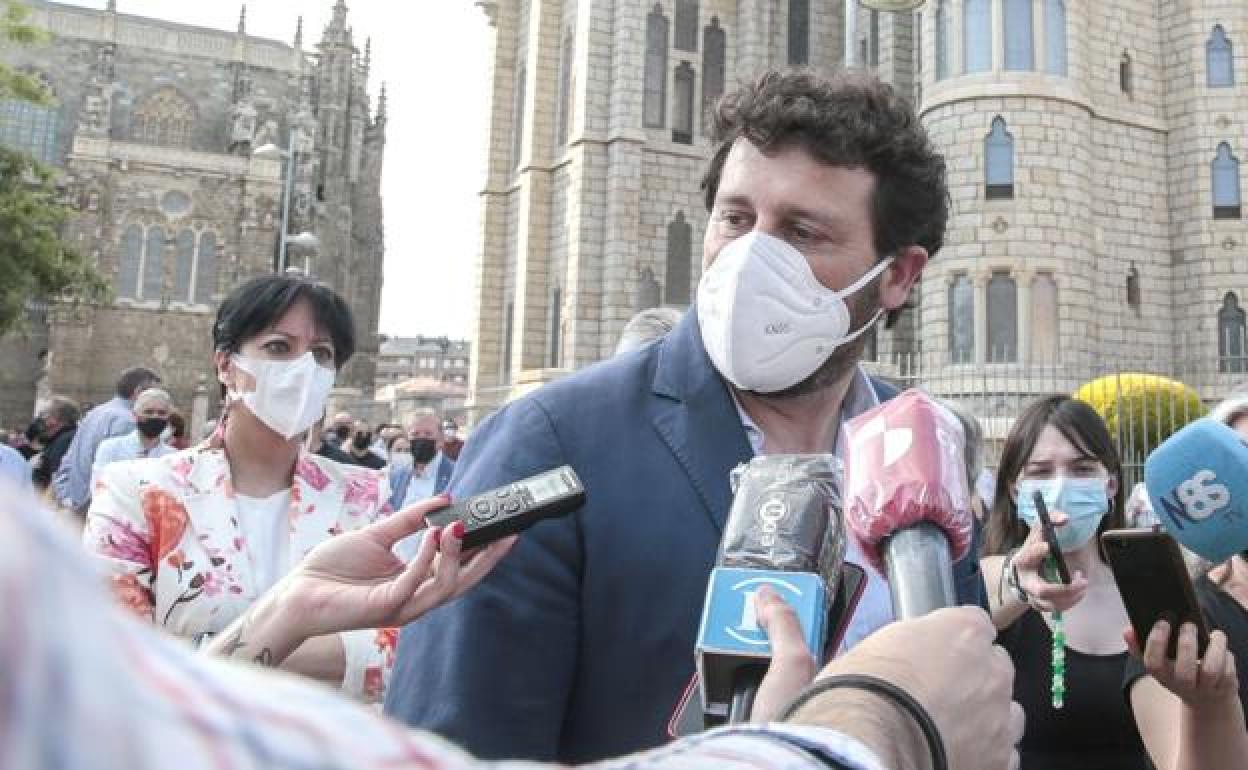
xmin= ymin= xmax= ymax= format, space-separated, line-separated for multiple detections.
xmin=426 ymin=466 xmax=585 ymax=549
xmin=1102 ymin=529 xmax=1210 ymax=659
xmin=1033 ymin=490 xmax=1072 ymax=584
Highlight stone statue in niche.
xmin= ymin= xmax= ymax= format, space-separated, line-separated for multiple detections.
xmin=254 ymin=119 xmax=279 ymax=149
xmin=85 ymin=190 xmax=100 ymax=212
xmin=230 ymin=101 xmax=257 ymax=153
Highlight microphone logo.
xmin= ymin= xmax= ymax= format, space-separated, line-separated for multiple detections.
xmin=1160 ymin=469 xmax=1232 ymax=528
xmin=758 ymin=497 xmax=788 ymax=549
xmin=724 ymin=575 xmax=806 ymax=647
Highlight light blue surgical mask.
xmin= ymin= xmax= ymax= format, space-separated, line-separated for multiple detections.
xmin=1016 ymin=477 xmax=1111 ymax=552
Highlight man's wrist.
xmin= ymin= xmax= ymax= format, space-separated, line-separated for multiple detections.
xmin=786 ymin=685 xmax=932 ymax=770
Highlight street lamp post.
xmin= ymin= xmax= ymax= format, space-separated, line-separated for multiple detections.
xmin=255 ymin=129 xmax=318 ymax=273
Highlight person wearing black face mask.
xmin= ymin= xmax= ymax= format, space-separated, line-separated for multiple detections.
xmin=89 ymin=388 xmax=175 ymax=490
xmin=397 ymin=410 xmax=454 ymax=508
xmin=345 ymin=419 xmax=386 ymax=470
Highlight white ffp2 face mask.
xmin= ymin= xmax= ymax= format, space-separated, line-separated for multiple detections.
xmin=696 ymin=231 xmax=892 ymax=393
xmin=229 ymin=352 xmax=335 ymax=440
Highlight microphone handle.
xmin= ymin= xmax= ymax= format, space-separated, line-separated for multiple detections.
xmin=727 ymin=663 xmax=767 ymax=724
xmin=883 ymin=522 xmax=957 ymax=620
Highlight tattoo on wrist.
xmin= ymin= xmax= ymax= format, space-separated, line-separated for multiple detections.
xmin=215 ymin=623 xmax=275 ymax=667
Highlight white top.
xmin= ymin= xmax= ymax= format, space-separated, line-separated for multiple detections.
xmin=235 ymin=489 xmax=292 ymax=595
xmin=733 ymin=364 xmax=893 ymax=653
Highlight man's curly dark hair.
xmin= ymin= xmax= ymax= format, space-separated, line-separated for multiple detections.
xmin=701 ymin=70 xmax=949 ymax=263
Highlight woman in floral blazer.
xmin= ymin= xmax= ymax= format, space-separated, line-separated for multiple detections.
xmin=83 ymin=273 xmax=400 ymax=702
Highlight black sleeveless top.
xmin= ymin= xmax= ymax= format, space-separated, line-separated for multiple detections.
xmin=998 ymin=610 xmax=1153 ymax=770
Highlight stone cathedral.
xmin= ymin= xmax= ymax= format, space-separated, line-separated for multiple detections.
xmin=0 ymin=0 xmax=386 ymax=426
xmin=468 ymin=0 xmax=1248 ymax=421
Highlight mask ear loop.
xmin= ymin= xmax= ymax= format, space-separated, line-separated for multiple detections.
xmin=831 ymin=256 xmax=894 ymax=345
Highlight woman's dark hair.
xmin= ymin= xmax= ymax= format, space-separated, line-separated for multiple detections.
xmin=213 ymin=273 xmax=356 ymax=369
xmin=984 ymin=395 xmax=1126 ymax=558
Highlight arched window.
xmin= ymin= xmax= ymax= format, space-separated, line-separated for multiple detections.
xmin=985 ymin=117 xmax=1015 ymax=200
xmin=868 ymin=10 xmax=880 ymax=68
xmin=548 ymin=285 xmax=563 ymax=368
xmin=702 ymin=17 xmax=725 ymax=136
xmin=635 ymin=267 xmax=662 ymax=312
xmin=1126 ymin=266 xmax=1141 ymax=311
xmin=987 ymin=272 xmax=1018 ymax=362
xmin=195 ymin=232 xmax=217 ymax=305
xmin=118 ymin=225 xmax=143 ymax=299
xmin=1119 ymin=52 xmax=1133 ymax=94
xmin=788 ymin=0 xmax=809 ymax=66
xmin=644 ymin=5 xmax=669 ymax=128
xmin=0 ymin=97 xmax=60 ymax=164
xmin=963 ymin=0 xmax=992 ymax=74
xmin=173 ymin=229 xmax=195 ymax=302
xmin=672 ymin=62 xmax=695 ymax=144
xmin=948 ymin=274 xmax=974 ymax=363
xmin=674 ymin=0 xmax=698 ymax=52
xmin=1044 ymin=0 xmax=1067 ymax=75
xmin=1212 ymin=142 xmax=1242 ymax=219
xmin=665 ymin=211 xmax=692 ymax=305
xmin=511 ymin=64 xmax=526 ymax=170
xmin=141 ymin=226 xmax=166 ymax=301
xmin=934 ymin=0 xmax=952 ymax=80
xmin=1004 ymin=0 xmax=1034 ymax=71
xmin=1219 ymin=292 xmax=1247 ymax=374
xmin=1208 ymin=25 xmax=1235 ymax=87
xmin=1031 ymin=273 xmax=1059 ymax=362
xmin=556 ymin=27 xmax=575 ymax=146
xmin=132 ymin=87 xmax=195 ymax=148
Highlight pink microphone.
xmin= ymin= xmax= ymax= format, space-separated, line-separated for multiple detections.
xmin=844 ymin=389 xmax=975 ymax=618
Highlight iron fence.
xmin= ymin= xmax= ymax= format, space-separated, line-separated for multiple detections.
xmin=862 ymin=349 xmax=1248 ymax=488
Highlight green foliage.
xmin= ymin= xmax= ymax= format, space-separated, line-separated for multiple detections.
xmin=1073 ymin=373 xmax=1208 ymax=457
xmin=1 ymin=1 xmax=53 ymax=104
xmin=0 ymin=148 xmax=110 ymax=334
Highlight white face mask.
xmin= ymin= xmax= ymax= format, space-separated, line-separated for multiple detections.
xmin=229 ymin=352 xmax=335 ymax=440
xmin=696 ymin=231 xmax=892 ymax=393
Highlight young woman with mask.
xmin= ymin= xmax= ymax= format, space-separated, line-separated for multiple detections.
xmin=81 ymin=273 xmax=514 ymax=703
xmin=1125 ymin=393 xmax=1248 ymax=770
xmin=980 ymin=395 xmax=1150 ymax=770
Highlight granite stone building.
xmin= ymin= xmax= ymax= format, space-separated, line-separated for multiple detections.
xmin=0 ymin=0 xmax=386 ymax=427
xmin=467 ymin=0 xmax=1248 ymax=419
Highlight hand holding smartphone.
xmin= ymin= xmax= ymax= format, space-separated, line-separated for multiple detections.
xmin=1102 ymin=529 xmax=1210 ymax=659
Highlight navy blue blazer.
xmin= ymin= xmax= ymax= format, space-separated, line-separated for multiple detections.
xmin=384 ymin=310 xmax=987 ymax=763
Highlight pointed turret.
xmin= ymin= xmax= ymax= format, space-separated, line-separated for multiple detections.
xmin=376 ymin=81 xmax=387 ymax=124
xmin=237 ymin=4 xmax=247 ymax=35
xmin=106 ymin=0 xmax=117 ymax=11
xmin=294 ymin=15 xmax=303 ymax=49
xmin=362 ymin=37 xmax=372 ymax=77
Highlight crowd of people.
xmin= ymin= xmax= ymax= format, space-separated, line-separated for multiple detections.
xmin=4 ymin=68 xmax=1248 ymax=770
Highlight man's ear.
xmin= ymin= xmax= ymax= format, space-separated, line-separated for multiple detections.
xmin=878 ymin=245 xmax=928 ymax=314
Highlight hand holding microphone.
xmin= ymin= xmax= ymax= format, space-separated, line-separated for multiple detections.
xmin=694 ymin=453 xmax=845 ymax=724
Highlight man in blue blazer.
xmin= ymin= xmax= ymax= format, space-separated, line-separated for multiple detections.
xmin=386 ymin=71 xmax=985 ymax=762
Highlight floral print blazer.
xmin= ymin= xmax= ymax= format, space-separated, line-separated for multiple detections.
xmin=81 ymin=444 xmax=400 ymax=702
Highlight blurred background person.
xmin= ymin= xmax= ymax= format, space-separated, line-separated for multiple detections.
xmin=306 ymin=415 xmax=355 ymax=465
xmin=0 ymin=434 xmax=31 ymax=491
xmin=386 ymin=434 xmax=414 ymax=510
xmin=31 ymin=396 xmax=79 ymax=492
xmin=167 ymin=412 xmax=192 ymax=451
xmin=90 ymin=388 xmax=176 ymax=489
xmin=81 ymin=273 xmax=400 ymax=702
xmin=53 ymin=366 xmax=160 ymax=514
xmin=940 ymin=397 xmax=989 ymax=522
xmin=981 ymin=395 xmax=1147 ymax=770
xmin=326 ymin=411 xmax=354 ymax=448
xmin=400 ymin=409 xmax=454 ymax=506
xmin=345 ymin=419 xmax=387 ymax=469
xmin=613 ymin=306 xmax=683 ymax=356
xmin=440 ymin=418 xmax=464 ymax=462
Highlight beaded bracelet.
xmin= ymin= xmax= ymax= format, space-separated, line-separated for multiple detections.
xmin=1044 ymin=555 xmax=1066 ymax=709
xmin=779 ymin=674 xmax=948 ymax=770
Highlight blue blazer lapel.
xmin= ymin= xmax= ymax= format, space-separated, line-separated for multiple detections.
xmin=434 ymin=454 xmax=454 ymax=495
xmin=650 ymin=309 xmax=753 ymax=534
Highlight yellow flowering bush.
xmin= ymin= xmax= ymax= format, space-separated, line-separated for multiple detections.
xmin=1073 ymin=373 xmax=1206 ymax=456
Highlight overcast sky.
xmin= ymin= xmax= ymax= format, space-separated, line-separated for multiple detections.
xmin=60 ymin=0 xmax=491 ymax=340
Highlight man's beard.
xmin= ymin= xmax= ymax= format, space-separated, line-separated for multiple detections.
xmin=748 ymin=282 xmax=882 ymax=400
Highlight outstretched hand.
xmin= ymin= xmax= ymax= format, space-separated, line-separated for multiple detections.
xmin=279 ymin=495 xmax=518 ymax=640
xmin=1013 ymin=509 xmax=1090 ymax=613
